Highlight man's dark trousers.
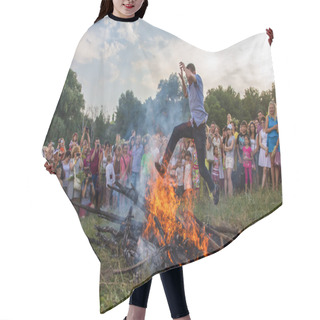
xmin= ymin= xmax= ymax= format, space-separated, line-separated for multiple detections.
xmin=162 ymin=120 xmax=215 ymax=193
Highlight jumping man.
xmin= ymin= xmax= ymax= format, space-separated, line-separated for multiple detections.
xmin=155 ymin=62 xmax=219 ymax=205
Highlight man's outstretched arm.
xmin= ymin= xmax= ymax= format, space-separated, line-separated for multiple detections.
xmin=179 ymin=61 xmax=196 ymax=84
xmin=179 ymin=66 xmax=188 ymax=98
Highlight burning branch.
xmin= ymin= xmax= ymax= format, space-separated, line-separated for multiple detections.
xmin=86 ymin=178 xmax=241 ymax=274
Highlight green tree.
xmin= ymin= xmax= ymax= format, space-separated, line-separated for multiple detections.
xmin=93 ymin=106 xmax=109 ymax=144
xmin=204 ymin=94 xmax=226 ymax=130
xmin=114 ymin=90 xmax=146 ymax=139
xmin=43 ymin=68 xmax=85 ymax=146
xmin=242 ymin=87 xmax=260 ymax=121
xmin=205 ymin=85 xmax=241 ymax=129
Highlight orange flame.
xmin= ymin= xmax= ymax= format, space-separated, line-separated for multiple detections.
xmin=143 ymin=167 xmax=209 ymax=257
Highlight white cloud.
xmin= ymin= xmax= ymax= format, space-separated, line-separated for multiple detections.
xmin=102 ymin=41 xmax=126 ymax=60
xmin=117 ymin=23 xmax=140 ymax=44
xmin=72 ymin=31 xmax=102 ymax=64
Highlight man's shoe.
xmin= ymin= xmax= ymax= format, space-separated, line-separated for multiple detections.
xmin=155 ymin=162 xmax=166 ymax=178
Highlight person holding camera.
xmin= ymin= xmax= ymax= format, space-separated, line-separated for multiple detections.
xmin=80 ymin=126 xmax=91 ymax=147
xmin=89 ymin=137 xmax=103 ymax=191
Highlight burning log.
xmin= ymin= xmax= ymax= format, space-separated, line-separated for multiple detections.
xmin=104 ymin=179 xmax=240 ymax=270
xmin=107 ymin=183 xmax=181 ymax=264
xmin=193 ymin=216 xmax=237 ymax=245
xmin=174 ymin=213 xmax=220 ymax=251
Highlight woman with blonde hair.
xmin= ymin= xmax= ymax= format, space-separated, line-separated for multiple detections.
xmin=69 ymin=132 xmax=79 ymax=151
xmin=265 ymin=100 xmax=280 ymax=190
xmin=69 ymin=145 xmax=83 ymax=200
xmin=259 ymin=116 xmax=271 ymax=189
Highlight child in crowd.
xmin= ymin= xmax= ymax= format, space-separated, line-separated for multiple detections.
xmin=236 ymin=120 xmax=247 ymax=192
xmin=175 ymin=159 xmax=184 ymax=198
xmin=242 ymin=135 xmax=253 ymax=193
xmin=192 ymin=146 xmax=200 ymax=197
xmin=183 ymin=151 xmax=193 ymax=197
xmin=212 ymin=145 xmax=220 ymax=186
xmin=211 ymin=145 xmax=220 ymax=202
xmin=222 ymin=126 xmax=228 ymax=196
xmin=224 ymin=124 xmax=235 ymax=197
xmin=106 ymin=154 xmax=115 ymax=208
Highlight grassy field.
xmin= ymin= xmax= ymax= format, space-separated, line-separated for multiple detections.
xmin=194 ymin=186 xmax=282 ymax=231
xmin=79 ymin=185 xmax=282 ymax=313
xmin=80 ymin=214 xmax=153 ymax=313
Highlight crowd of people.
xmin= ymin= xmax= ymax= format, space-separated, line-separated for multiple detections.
xmin=43 ymin=100 xmax=281 ymax=218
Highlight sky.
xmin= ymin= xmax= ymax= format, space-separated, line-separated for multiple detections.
xmin=70 ymin=15 xmax=275 ymax=118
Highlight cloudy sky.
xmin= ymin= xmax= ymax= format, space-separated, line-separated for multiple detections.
xmin=70 ymin=15 xmax=274 ymax=117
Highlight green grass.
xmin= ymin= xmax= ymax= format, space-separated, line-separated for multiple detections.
xmin=79 ymin=185 xmax=282 ymax=313
xmin=194 ymin=186 xmax=282 ymax=231
xmin=79 ymin=213 xmax=153 ymax=313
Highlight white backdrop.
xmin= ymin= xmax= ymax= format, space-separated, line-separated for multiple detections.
xmin=1 ymin=0 xmax=319 ymax=319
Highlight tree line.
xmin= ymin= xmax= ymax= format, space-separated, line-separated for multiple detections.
xmin=43 ymin=68 xmax=276 ymax=146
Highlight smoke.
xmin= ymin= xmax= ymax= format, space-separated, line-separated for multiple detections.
xmin=136 ymin=236 xmax=162 ymax=271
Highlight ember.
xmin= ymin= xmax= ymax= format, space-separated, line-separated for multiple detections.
xmin=80 ymin=172 xmax=239 ymax=274
xmin=143 ymin=172 xmax=209 ymax=256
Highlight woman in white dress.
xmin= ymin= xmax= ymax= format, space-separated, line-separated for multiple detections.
xmin=258 ymin=116 xmax=271 ymax=189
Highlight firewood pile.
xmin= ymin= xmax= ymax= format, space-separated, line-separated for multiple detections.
xmin=72 ymin=180 xmax=240 ymax=275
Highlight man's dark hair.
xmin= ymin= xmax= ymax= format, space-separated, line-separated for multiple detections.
xmin=241 ymin=120 xmax=247 ymax=127
xmin=186 ymin=63 xmax=196 ymax=73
